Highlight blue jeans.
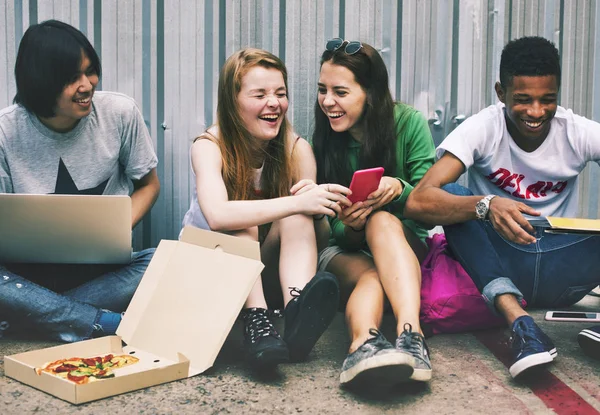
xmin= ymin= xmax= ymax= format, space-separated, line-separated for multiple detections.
xmin=0 ymin=248 xmax=154 ymax=342
xmin=442 ymin=183 xmax=600 ymax=313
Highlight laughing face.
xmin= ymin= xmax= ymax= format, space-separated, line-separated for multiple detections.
xmin=40 ymin=50 xmax=98 ymax=132
xmin=237 ymin=66 xmax=289 ymax=143
xmin=318 ymin=61 xmax=367 ymax=141
xmin=495 ymin=75 xmax=558 ymax=152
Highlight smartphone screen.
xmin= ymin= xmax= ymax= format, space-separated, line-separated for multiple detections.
xmin=551 ymin=312 xmax=595 ymax=319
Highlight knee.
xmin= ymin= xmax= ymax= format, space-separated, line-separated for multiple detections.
xmin=366 ymin=211 xmax=404 ymax=238
xmin=279 ymin=213 xmax=313 ymax=234
xmin=442 ymin=182 xmax=473 ymax=196
xmin=132 ymin=248 xmax=155 ymax=267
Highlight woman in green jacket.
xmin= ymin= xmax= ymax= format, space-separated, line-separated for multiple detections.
xmin=311 ymin=39 xmax=435 ymax=388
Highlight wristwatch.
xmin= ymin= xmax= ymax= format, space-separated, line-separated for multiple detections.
xmin=475 ymin=195 xmax=497 ymax=220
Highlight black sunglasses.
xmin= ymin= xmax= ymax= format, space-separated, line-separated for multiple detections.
xmin=325 ymin=38 xmax=363 ymax=55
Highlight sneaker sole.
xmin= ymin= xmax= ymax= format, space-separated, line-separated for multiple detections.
xmin=248 ymin=346 xmax=290 ymax=370
xmin=284 ymin=276 xmax=339 ymax=362
xmin=509 ymin=351 xmax=554 ymax=378
xmin=410 ymin=367 xmax=432 ymax=382
xmin=578 ymin=329 xmax=600 ymax=359
xmin=340 ymin=352 xmax=416 ymax=386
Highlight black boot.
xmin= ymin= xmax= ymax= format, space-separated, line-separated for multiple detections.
xmin=242 ymin=308 xmax=289 ymax=370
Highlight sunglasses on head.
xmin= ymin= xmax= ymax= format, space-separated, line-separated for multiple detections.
xmin=325 ymin=38 xmax=363 ymax=55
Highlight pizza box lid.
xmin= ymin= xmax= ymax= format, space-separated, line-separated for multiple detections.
xmin=116 ymin=226 xmax=264 ymax=376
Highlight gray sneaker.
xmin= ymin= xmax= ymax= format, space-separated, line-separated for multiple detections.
xmin=340 ymin=328 xmax=416 ymax=387
xmin=395 ymin=323 xmax=432 ymax=381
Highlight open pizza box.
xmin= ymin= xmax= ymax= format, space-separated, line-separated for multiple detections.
xmin=4 ymin=226 xmax=263 ymax=404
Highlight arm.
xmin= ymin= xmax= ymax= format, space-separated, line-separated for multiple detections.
xmin=131 ymin=168 xmax=160 ymax=228
xmin=289 ymin=138 xmax=333 ymax=249
xmin=0 ymin=134 xmax=12 ymax=193
xmin=363 ymin=108 xmax=435 ymax=213
xmin=405 ymin=152 xmax=539 ymax=244
xmin=388 ymin=110 xmax=436 ymax=213
xmin=404 ymin=152 xmax=476 ymax=224
xmin=194 ymin=139 xmax=350 ymax=232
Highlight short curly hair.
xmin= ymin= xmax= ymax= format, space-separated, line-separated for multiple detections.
xmin=499 ymin=36 xmax=561 ymax=88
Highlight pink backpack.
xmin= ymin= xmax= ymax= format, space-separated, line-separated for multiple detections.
xmin=419 ymin=233 xmax=516 ymax=334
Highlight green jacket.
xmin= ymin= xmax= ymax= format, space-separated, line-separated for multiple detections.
xmin=330 ymin=103 xmax=435 ymax=250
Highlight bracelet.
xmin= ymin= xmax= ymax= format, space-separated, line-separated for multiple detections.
xmin=349 ymin=224 xmax=365 ymax=232
xmin=313 ymin=214 xmax=326 ymax=220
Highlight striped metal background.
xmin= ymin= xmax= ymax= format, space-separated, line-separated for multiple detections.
xmin=2 ymin=0 xmax=600 ymax=248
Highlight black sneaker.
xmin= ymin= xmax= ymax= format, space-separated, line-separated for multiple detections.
xmin=509 ymin=316 xmax=557 ymax=378
xmin=395 ymin=323 xmax=432 ymax=381
xmin=578 ymin=325 xmax=600 ymax=359
xmin=242 ymin=308 xmax=289 ymax=369
xmin=340 ymin=328 xmax=415 ymax=387
xmin=283 ymin=271 xmax=340 ymax=362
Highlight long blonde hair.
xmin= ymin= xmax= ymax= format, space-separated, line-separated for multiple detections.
xmin=215 ymin=48 xmax=293 ymax=201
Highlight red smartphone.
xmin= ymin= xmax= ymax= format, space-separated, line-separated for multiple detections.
xmin=348 ymin=167 xmax=384 ymax=204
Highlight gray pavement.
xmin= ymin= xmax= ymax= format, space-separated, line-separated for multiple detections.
xmin=1 ymin=295 xmax=600 ymax=414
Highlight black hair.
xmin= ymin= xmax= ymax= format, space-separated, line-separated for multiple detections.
xmin=499 ymin=36 xmax=561 ymax=88
xmin=13 ymin=19 xmax=101 ymax=117
xmin=313 ymin=42 xmax=396 ymax=187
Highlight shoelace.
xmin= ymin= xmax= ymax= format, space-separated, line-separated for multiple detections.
xmin=511 ymin=321 xmax=544 ymax=352
xmin=398 ymin=323 xmax=426 ymax=357
xmin=243 ymin=308 xmax=279 ymax=344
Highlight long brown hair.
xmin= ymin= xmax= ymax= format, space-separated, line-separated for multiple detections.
xmin=313 ymin=42 xmax=397 ymax=186
xmin=213 ymin=48 xmax=293 ymax=201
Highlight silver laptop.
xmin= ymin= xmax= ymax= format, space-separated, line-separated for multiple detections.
xmin=0 ymin=194 xmax=132 ymax=264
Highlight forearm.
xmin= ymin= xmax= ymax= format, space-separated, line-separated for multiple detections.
xmin=405 ymin=185 xmax=481 ymax=225
xmin=203 ymin=196 xmax=301 ymax=231
xmin=131 ymin=182 xmax=160 ymax=228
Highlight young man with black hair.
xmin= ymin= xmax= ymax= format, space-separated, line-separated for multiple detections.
xmin=405 ymin=36 xmax=600 ymax=377
xmin=0 ymin=20 xmax=159 ymax=342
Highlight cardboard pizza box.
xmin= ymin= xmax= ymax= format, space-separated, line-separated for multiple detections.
xmin=4 ymin=226 xmax=263 ymax=404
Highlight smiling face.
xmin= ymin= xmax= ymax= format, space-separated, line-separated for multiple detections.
xmin=39 ymin=51 xmax=99 ymax=132
xmin=318 ymin=61 xmax=367 ymax=141
xmin=237 ymin=66 xmax=289 ymax=143
xmin=496 ymin=75 xmax=558 ymax=152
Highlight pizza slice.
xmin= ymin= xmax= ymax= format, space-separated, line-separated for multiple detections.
xmin=35 ymin=353 xmax=139 ymax=384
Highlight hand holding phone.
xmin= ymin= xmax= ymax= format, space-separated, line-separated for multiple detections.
xmin=348 ymin=167 xmax=384 ymax=204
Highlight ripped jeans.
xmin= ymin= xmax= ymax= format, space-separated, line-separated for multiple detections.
xmin=0 ymin=248 xmax=154 ymax=342
xmin=442 ymin=183 xmax=600 ymax=313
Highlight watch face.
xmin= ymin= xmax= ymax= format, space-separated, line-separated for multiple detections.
xmin=476 ymin=200 xmax=487 ymax=219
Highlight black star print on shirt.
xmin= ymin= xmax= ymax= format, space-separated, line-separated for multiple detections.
xmin=52 ymin=158 xmax=108 ymax=195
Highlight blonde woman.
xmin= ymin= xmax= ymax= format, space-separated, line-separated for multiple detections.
xmin=181 ymin=48 xmax=351 ymax=371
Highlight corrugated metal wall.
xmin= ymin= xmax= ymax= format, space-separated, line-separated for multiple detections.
xmin=2 ymin=0 xmax=600 ymax=249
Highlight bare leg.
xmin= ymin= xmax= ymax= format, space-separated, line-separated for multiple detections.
xmin=327 ymin=252 xmax=383 ymax=353
xmin=366 ymin=211 xmax=426 ymax=336
xmin=231 ymin=227 xmax=269 ymax=309
xmin=496 ymin=294 xmax=528 ymax=325
xmin=277 ymin=214 xmax=318 ymax=305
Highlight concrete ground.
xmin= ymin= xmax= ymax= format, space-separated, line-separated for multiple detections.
xmin=1 ymin=295 xmax=599 ymax=415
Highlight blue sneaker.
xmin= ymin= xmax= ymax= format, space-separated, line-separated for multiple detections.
xmin=509 ymin=316 xmax=557 ymax=378
xmin=578 ymin=325 xmax=600 ymax=360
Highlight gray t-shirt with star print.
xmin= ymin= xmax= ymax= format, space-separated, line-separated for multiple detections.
xmin=0 ymin=91 xmax=157 ymax=195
